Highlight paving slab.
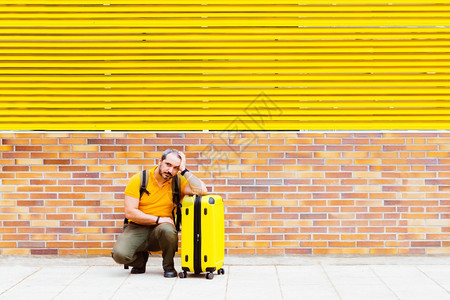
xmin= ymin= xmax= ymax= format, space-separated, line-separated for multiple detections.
xmin=277 ymin=265 xmax=339 ymax=299
xmin=112 ymin=266 xmax=176 ymax=300
xmin=226 ymin=266 xmax=282 ymax=300
xmin=371 ymin=265 xmax=450 ymax=300
xmin=417 ymin=265 xmax=450 ymax=292
xmin=0 ymin=266 xmax=40 ymax=297
xmin=2 ymin=266 xmax=87 ymax=300
xmin=169 ymin=266 xmax=228 ymax=300
xmin=323 ymin=265 xmax=397 ymax=300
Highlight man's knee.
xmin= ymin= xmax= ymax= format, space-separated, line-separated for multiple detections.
xmin=111 ymin=243 xmax=134 ymax=265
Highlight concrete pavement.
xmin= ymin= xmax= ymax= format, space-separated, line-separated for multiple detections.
xmin=1 ymin=255 xmax=449 ymax=300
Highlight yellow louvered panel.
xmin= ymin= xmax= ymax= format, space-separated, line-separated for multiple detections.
xmin=0 ymin=1 xmax=449 ymax=130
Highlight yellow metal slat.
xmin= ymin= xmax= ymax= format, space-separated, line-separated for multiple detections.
xmin=1 ymin=95 xmax=449 ymax=101
xmin=2 ymin=12 xmax=450 ymax=19
xmin=3 ymin=34 xmax=450 ymax=42
xmin=0 ymin=60 xmax=448 ymax=70
xmin=4 ymin=40 xmax=450 ymax=48
xmin=1 ymin=19 xmax=449 ymax=27
xmin=3 ymin=54 xmax=450 ymax=61
xmin=0 ymin=81 xmax=449 ymax=88
xmin=2 ymin=100 xmax=449 ymax=109
xmin=0 ymin=88 xmax=449 ymax=95
xmin=4 ymin=0 xmax=450 ymax=4
xmin=0 ymin=108 xmax=446 ymax=117
xmin=2 ymin=5 xmax=450 ymax=13
xmin=2 ymin=74 xmax=450 ymax=81
xmin=0 ymin=115 xmax=448 ymax=122
xmin=2 ymin=68 xmax=450 ymax=75
xmin=2 ymin=27 xmax=450 ymax=36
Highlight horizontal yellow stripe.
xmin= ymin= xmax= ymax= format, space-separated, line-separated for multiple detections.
xmin=0 ymin=88 xmax=449 ymax=95
xmin=1 ymin=19 xmax=449 ymax=27
xmin=2 ymin=5 xmax=450 ymax=13
xmin=2 ymin=27 xmax=450 ymax=35
xmin=4 ymin=49 xmax=450 ymax=56
xmin=2 ymin=12 xmax=450 ymax=18
xmin=2 ymin=92 xmax=450 ymax=100
xmin=1 ymin=115 xmax=448 ymax=122
xmin=4 ymin=0 xmax=450 ymax=5
xmin=2 ymin=34 xmax=450 ymax=42
xmin=1 ymin=96 xmax=449 ymax=101
xmin=0 ymin=108 xmax=447 ymax=116
xmin=3 ymin=40 xmax=450 ymax=48
xmin=2 ymin=101 xmax=449 ymax=109
xmin=2 ymin=68 xmax=450 ymax=75
xmin=0 ymin=61 xmax=448 ymax=69
xmin=0 ymin=81 xmax=449 ymax=88
xmin=3 ymin=54 xmax=450 ymax=61
xmin=2 ymin=74 xmax=450 ymax=81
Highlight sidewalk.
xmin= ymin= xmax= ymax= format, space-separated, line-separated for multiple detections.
xmin=1 ymin=255 xmax=449 ymax=300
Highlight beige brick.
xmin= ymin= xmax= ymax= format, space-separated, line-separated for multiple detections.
xmin=3 ymin=249 xmax=30 ymax=255
xmin=72 ymin=145 xmax=99 ymax=152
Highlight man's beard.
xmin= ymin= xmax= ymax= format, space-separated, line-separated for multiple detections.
xmin=159 ymin=167 xmax=173 ymax=180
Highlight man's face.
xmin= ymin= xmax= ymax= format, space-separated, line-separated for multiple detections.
xmin=158 ymin=153 xmax=181 ymax=180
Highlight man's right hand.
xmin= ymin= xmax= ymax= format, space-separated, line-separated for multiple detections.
xmin=158 ymin=217 xmax=175 ymax=226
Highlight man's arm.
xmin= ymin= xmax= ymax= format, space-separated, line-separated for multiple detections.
xmin=124 ymin=195 xmax=174 ymax=226
xmin=178 ymin=152 xmax=208 ymax=196
xmin=182 ymin=172 xmax=208 ymax=195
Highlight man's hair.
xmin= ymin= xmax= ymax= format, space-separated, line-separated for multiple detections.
xmin=161 ymin=148 xmax=181 ymax=161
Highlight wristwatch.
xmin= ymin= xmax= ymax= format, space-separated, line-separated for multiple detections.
xmin=180 ymin=168 xmax=189 ymax=176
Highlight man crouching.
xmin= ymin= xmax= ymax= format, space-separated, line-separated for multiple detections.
xmin=111 ymin=149 xmax=207 ymax=277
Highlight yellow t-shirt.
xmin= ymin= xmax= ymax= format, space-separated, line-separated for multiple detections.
xmin=124 ymin=166 xmax=189 ymax=220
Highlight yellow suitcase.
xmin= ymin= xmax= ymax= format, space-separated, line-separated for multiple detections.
xmin=179 ymin=195 xmax=225 ymax=279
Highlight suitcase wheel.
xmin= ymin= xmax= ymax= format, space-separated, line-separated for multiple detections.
xmin=179 ymin=271 xmax=187 ymax=279
xmin=218 ymin=268 xmax=225 ymax=275
xmin=206 ymin=272 xmax=214 ymax=280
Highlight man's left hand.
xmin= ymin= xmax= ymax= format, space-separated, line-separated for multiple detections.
xmin=178 ymin=151 xmax=186 ymax=172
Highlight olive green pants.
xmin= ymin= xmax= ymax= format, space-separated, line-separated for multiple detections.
xmin=111 ymin=222 xmax=178 ymax=271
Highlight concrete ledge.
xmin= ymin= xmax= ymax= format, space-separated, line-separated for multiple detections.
xmin=1 ymin=255 xmax=449 ymax=266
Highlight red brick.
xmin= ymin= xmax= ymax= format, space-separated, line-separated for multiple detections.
xmin=411 ymin=241 xmax=441 ymax=247
xmin=30 ymin=193 xmax=57 ymax=199
xmin=74 ymin=200 xmax=100 ymax=206
xmin=73 ymin=173 xmax=99 ymax=178
xmin=43 ymin=159 xmax=70 ymax=165
xmin=2 ymin=139 xmax=29 ymax=145
xmin=15 ymin=146 xmax=42 ymax=151
xmin=326 ymin=172 xmax=352 ymax=178
xmin=3 ymin=153 xmax=29 ymax=158
xmin=300 ymin=214 xmax=327 ymax=219
xmin=60 ymin=166 xmax=86 ymax=172
xmin=17 ymin=200 xmax=44 ymax=206
xmin=2 ymin=166 xmax=29 ymax=172
xmin=31 ymin=179 xmax=56 ymax=185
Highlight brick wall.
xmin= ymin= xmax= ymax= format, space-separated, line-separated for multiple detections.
xmin=0 ymin=131 xmax=449 ymax=256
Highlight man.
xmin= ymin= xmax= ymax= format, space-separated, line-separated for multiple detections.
xmin=111 ymin=149 xmax=208 ymax=278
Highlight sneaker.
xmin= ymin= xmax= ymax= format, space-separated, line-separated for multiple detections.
xmin=130 ymin=251 xmax=149 ymax=274
xmin=164 ymin=269 xmax=177 ymax=278
xmin=130 ymin=266 xmax=146 ymax=274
